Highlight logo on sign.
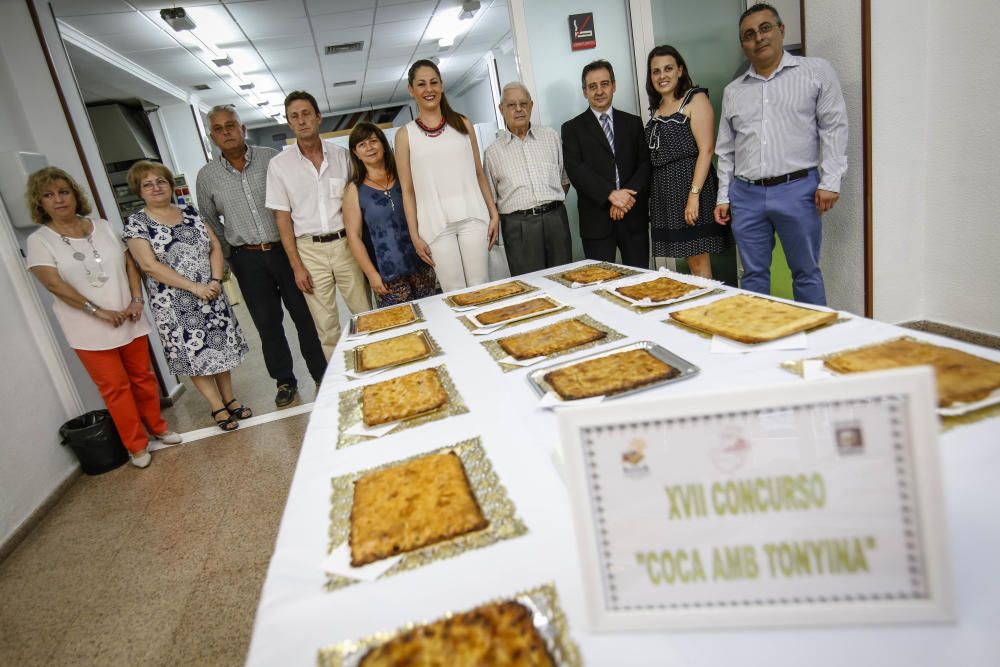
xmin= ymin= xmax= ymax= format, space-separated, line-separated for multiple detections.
xmin=568 ymin=13 xmax=596 ymax=51
xmin=621 ymin=438 xmax=649 ymax=477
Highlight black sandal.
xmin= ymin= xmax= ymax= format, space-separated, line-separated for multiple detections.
xmin=212 ymin=407 xmax=239 ymax=431
xmin=224 ymin=398 xmax=252 ymax=420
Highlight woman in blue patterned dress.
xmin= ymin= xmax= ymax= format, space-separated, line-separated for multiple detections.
xmin=123 ymin=161 xmax=251 ymax=431
xmin=343 ymin=122 xmax=437 ymax=307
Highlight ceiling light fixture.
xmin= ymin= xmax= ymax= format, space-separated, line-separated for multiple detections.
xmin=160 ymin=6 xmax=282 ymax=125
xmin=428 ymin=5 xmax=473 ymax=51
xmin=459 ymin=1 xmax=481 ymax=20
xmin=160 ymin=8 xmax=196 ymax=31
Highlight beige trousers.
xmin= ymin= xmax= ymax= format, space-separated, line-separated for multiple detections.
xmin=295 ymin=236 xmax=372 ymax=358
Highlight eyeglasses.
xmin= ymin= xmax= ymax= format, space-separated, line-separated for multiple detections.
xmin=140 ymin=178 xmax=170 ymax=191
xmin=502 ymin=101 xmax=531 ymax=111
xmin=741 ymin=21 xmax=780 ymax=43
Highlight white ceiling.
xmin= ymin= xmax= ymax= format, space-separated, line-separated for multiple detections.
xmin=49 ymin=0 xmax=512 ymax=126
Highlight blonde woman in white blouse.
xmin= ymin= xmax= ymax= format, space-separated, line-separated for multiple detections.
xmin=25 ymin=167 xmax=181 ymax=468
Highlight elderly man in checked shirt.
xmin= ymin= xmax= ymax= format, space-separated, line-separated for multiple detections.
xmin=484 ymin=82 xmax=572 ymax=276
xmin=714 ymin=2 xmax=848 ymax=306
xmin=197 ymin=105 xmax=327 ymax=407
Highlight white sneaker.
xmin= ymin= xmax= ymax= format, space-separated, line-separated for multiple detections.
xmin=154 ymin=430 xmax=183 ymax=445
xmin=131 ymin=449 xmax=152 ymax=468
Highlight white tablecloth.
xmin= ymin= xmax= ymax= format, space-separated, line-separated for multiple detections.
xmin=246 ymin=261 xmax=1000 ymax=666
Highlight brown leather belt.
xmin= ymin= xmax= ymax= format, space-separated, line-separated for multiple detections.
xmin=739 ymin=169 xmax=811 ymax=187
xmin=235 ymin=242 xmax=277 ymax=251
xmin=311 ymin=229 xmax=347 ymax=243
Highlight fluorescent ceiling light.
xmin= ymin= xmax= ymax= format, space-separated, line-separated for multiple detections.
xmin=427 ymin=7 xmax=472 ymax=48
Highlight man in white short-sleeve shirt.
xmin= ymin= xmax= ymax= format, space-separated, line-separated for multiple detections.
xmin=265 ymin=90 xmax=371 ymax=357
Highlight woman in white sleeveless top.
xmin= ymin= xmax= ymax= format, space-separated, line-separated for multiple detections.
xmin=395 ymin=59 xmax=500 ymax=292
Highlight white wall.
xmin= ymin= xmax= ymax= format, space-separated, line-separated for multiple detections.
xmin=513 ymin=0 xmax=641 ymax=260
xmin=153 ymin=102 xmax=209 ymax=204
xmin=0 ymin=1 xmax=90 ymax=546
xmin=868 ymin=0 xmax=999 ymax=335
xmin=869 ymin=0 xmax=929 ymax=324
xmin=920 ymin=1 xmax=1000 ymax=334
xmin=449 ymin=63 xmax=499 ymax=126
xmin=805 ymin=0 xmax=865 ymax=316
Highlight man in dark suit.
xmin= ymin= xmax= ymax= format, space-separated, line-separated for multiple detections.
xmin=561 ymin=59 xmax=650 ymax=267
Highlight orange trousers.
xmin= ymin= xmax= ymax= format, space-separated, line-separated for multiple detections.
xmin=75 ymin=336 xmax=168 ymax=454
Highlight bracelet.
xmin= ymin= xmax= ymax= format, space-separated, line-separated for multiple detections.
xmin=132 ymin=296 xmax=145 ymax=304
xmin=209 ymin=278 xmax=222 ymax=284
xmin=82 ymin=300 xmax=98 ymax=315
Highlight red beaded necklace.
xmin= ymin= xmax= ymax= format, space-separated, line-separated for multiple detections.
xmin=414 ymin=116 xmax=447 ymax=138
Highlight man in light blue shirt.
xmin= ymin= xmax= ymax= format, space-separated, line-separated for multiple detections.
xmin=714 ymin=2 xmax=848 ymax=306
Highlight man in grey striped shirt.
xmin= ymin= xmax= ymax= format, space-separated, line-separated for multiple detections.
xmin=714 ymin=2 xmax=848 ymax=306
xmin=484 ymin=82 xmax=572 ymax=275
xmin=197 ymin=106 xmax=327 ymax=407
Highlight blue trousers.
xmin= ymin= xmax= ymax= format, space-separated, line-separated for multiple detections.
xmin=729 ymin=169 xmax=826 ymax=306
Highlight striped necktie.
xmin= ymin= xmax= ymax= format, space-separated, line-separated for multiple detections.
xmin=599 ymin=112 xmax=620 ymax=188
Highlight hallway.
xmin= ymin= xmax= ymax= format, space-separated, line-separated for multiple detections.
xmin=0 ymin=413 xmax=306 ymax=666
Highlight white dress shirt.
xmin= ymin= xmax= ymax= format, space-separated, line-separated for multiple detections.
xmin=484 ymin=125 xmax=568 ymax=214
xmin=265 ymin=140 xmax=351 ymax=236
xmin=715 ymin=51 xmax=848 ymax=204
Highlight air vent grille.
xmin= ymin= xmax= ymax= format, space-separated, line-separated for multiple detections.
xmin=333 ymin=80 xmax=357 ymax=87
xmin=325 ymin=41 xmax=364 ymax=55
xmin=192 ymin=84 xmax=211 ymax=91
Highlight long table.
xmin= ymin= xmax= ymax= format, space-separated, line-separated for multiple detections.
xmin=246 ymin=261 xmax=1000 ymax=666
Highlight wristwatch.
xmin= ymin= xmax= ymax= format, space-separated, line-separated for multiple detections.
xmin=690 ymin=185 xmax=702 ymax=195
xmin=132 ymin=296 xmax=145 ymax=304
xmin=82 ymin=301 xmax=98 ymax=315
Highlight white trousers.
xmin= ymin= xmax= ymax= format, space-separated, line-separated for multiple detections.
xmin=428 ymin=218 xmax=489 ymax=293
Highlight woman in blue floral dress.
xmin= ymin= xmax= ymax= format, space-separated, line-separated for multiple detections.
xmin=123 ymin=161 xmax=250 ymax=431
xmin=343 ymin=122 xmax=437 ymax=307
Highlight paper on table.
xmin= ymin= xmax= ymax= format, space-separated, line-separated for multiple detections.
xmin=538 ymin=392 xmax=605 ymax=410
xmin=449 ymin=304 xmax=479 ymax=312
xmin=344 ymin=420 xmax=398 ymax=438
xmin=343 ymin=366 xmax=391 ymax=381
xmin=322 ymin=543 xmax=402 ymax=583
xmin=471 ymin=323 xmax=506 ymax=335
xmin=499 ymin=354 xmax=547 ymax=367
xmin=802 ymin=359 xmax=836 ymax=381
xmin=711 ymin=332 xmax=809 ymax=354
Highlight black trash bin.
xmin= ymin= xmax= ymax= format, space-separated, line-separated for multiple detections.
xmin=59 ymin=409 xmax=130 ymax=475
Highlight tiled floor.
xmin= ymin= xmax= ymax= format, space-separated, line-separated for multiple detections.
xmin=0 ymin=413 xmax=307 ymax=666
xmin=162 ymin=302 xmax=322 ymax=434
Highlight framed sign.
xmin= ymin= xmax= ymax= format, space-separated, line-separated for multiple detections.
xmin=568 ymin=13 xmax=596 ymax=51
xmin=558 ymin=367 xmax=953 ymax=631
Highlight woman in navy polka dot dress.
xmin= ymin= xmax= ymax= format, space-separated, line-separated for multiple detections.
xmin=645 ymin=45 xmax=731 ymax=277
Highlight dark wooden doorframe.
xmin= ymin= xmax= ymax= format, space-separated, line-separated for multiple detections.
xmin=861 ymin=0 xmax=873 ymax=318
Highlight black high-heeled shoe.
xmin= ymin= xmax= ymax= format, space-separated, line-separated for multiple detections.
xmin=212 ymin=406 xmax=239 ymax=431
xmin=224 ymin=398 xmax=252 ymax=420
